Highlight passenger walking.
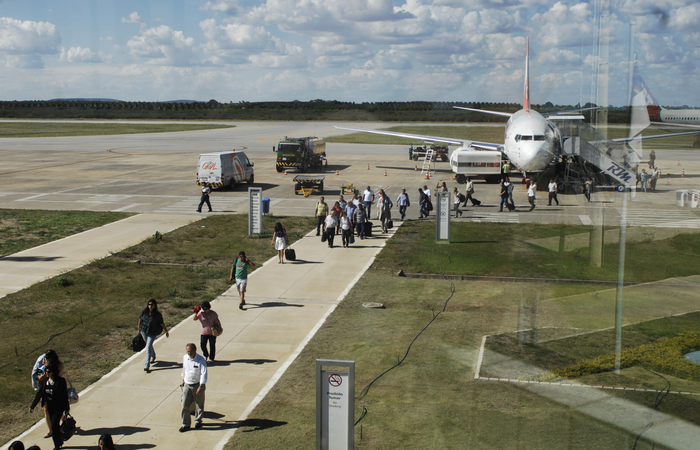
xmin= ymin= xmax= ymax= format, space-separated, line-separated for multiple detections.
xmin=338 ymin=195 xmax=347 ymax=210
xmin=650 ymin=167 xmax=659 ymax=190
xmin=314 ymin=197 xmax=328 ymax=236
xmin=463 ymin=177 xmax=481 ymax=206
xmin=180 ymin=343 xmax=207 ymax=432
xmin=354 ymin=203 xmax=368 ymax=239
xmin=196 ymin=185 xmax=212 ymax=213
xmin=324 ymin=212 xmax=338 ymax=248
xmin=528 ymin=180 xmax=537 ymax=211
xmin=649 ymin=149 xmax=656 ymax=168
xmin=340 ymin=212 xmax=352 ymax=247
xmin=502 ymin=160 xmax=511 ymax=181
xmin=363 ymin=186 xmax=375 ymax=218
xmin=499 ymin=181 xmax=509 ymax=212
xmin=377 ymin=190 xmax=393 ymax=233
xmin=506 ymin=177 xmax=515 ymax=209
xmin=138 ymin=299 xmax=170 ymax=373
xmin=584 ymin=177 xmax=593 ymax=202
xmin=548 ymin=179 xmax=559 ymax=206
xmin=345 ymin=199 xmax=357 ymax=231
xmin=31 ymin=349 xmax=65 ymax=438
xmin=419 ymin=188 xmax=429 ymax=218
xmin=271 ymin=222 xmax=287 ymax=264
xmin=452 ymin=187 xmax=463 ymax=217
xmin=30 ymin=364 xmax=70 ymax=450
xmin=396 ymin=188 xmax=410 ymax=221
xmin=230 ymin=251 xmax=256 ymax=310
xmin=331 ymin=201 xmax=343 ymax=234
xmin=193 ymin=301 xmax=220 ymax=363
xmin=640 ymin=169 xmax=648 ymax=193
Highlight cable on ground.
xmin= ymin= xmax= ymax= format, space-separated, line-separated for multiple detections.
xmin=354 ymin=248 xmax=455 ymax=427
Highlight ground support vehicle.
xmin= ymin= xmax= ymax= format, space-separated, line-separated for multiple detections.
xmin=294 ymin=175 xmax=325 ymax=197
xmin=409 ymin=144 xmax=449 ymax=162
xmin=449 ymin=150 xmax=502 ymax=183
xmin=276 ymin=136 xmax=326 ymax=172
xmin=342 ymin=183 xmax=358 ymax=196
xmin=197 ymin=151 xmax=254 ymax=189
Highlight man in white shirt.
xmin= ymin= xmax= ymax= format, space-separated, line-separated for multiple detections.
xmin=547 ymin=179 xmax=559 ymax=206
xmin=363 ymin=186 xmax=375 ymax=218
xmin=180 ymin=343 xmax=208 ymax=432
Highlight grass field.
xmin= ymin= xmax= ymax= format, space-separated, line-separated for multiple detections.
xmin=225 ymin=220 xmax=700 ymax=449
xmin=0 ymin=214 xmax=315 ymax=447
xmin=0 ymin=122 xmax=234 ymax=138
xmin=0 ymin=209 xmax=132 ymax=257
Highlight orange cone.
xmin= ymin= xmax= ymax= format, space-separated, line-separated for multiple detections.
xmin=335 ymin=169 xmax=339 ymax=175
xmin=367 ymin=164 xmax=370 ymax=170
xmin=284 ymin=168 xmax=287 ymax=175
xmin=414 ymin=165 xmax=417 ymax=171
xmin=682 ymin=169 xmax=685 ymax=178
xmin=425 ymin=172 xmax=429 ymax=180
xmin=384 ymin=170 xmax=387 ymax=176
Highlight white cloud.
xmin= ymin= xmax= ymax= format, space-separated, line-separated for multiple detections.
xmin=0 ymin=17 xmax=60 ymax=54
xmin=201 ymin=0 xmax=240 ymax=13
xmin=532 ymin=2 xmax=593 ymax=47
xmin=127 ymin=25 xmax=197 ymax=66
xmin=668 ymin=3 xmax=700 ymax=31
xmin=59 ymin=46 xmax=106 ymax=63
xmin=363 ymin=49 xmax=413 ymax=70
xmin=121 ymin=12 xmax=142 ymax=24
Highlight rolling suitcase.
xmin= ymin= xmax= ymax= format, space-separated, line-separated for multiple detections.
xmin=365 ymin=221 xmax=373 ymax=237
xmin=285 ymin=248 xmax=296 ymax=261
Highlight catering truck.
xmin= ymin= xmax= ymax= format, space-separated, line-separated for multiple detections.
xmin=197 ymin=151 xmax=254 ymax=189
xmin=275 ymin=136 xmax=326 ymax=172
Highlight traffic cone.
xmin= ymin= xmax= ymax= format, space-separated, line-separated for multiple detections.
xmin=682 ymin=169 xmax=685 ymax=178
xmin=336 ymin=169 xmax=339 ymax=175
xmin=678 ymin=159 xmax=682 ymax=166
xmin=425 ymin=172 xmax=429 ymax=180
xmin=367 ymin=164 xmax=370 ymax=170
xmin=284 ymin=168 xmax=287 ymax=175
xmin=384 ymin=170 xmax=387 ymax=176
xmin=414 ymin=165 xmax=417 ymax=171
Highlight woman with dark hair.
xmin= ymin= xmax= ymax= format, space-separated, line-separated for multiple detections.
xmin=137 ymin=299 xmax=169 ymax=373
xmin=271 ymin=222 xmax=287 ymax=264
xmin=98 ymin=433 xmax=116 ymax=450
xmin=31 ymin=349 xmax=65 ymax=438
xmin=30 ymin=364 xmax=70 ymax=450
xmin=193 ymin=301 xmax=220 ymax=363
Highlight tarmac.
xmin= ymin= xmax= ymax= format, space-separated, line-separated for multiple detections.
xmin=2 ymin=217 xmax=396 ymax=450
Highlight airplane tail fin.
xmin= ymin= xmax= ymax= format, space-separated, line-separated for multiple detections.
xmin=632 ymin=68 xmax=661 ymax=121
xmin=524 ymin=37 xmax=530 ymax=111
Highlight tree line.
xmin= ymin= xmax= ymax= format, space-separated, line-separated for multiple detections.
xmin=0 ymin=99 xmax=630 ymax=122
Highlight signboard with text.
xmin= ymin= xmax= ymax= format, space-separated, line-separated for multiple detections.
xmin=435 ymin=191 xmax=450 ymax=243
xmin=248 ymin=187 xmax=263 ymax=235
xmin=316 ymin=359 xmax=355 ymax=450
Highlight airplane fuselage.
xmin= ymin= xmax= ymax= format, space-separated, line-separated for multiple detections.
xmin=656 ymin=107 xmax=700 ymax=126
xmin=503 ymin=109 xmax=561 ymax=173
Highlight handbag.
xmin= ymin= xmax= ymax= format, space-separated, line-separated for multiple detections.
xmin=66 ymin=375 xmax=79 ymax=404
xmin=212 ymin=320 xmax=223 ymax=337
xmin=60 ymin=413 xmax=77 ymax=441
xmin=427 ymin=201 xmax=433 ymax=211
xmin=132 ymin=333 xmax=145 ymax=352
xmin=321 ymin=230 xmax=327 ymax=242
xmin=348 ymin=234 xmax=355 ymax=244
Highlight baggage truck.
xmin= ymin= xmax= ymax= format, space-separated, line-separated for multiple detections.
xmin=275 ymin=136 xmax=326 ymax=172
xmin=197 ymin=151 xmax=254 ymax=189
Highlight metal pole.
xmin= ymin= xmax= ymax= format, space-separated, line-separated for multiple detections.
xmin=614 ymin=190 xmax=627 ymax=373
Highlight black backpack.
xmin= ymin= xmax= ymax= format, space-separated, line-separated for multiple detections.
xmin=458 ymin=193 xmax=466 ymax=203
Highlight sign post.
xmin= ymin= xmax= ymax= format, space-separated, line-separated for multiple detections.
xmin=316 ymin=359 xmax=355 ymax=450
xmin=435 ymin=191 xmax=450 ymax=243
xmin=248 ymin=187 xmax=263 ymax=235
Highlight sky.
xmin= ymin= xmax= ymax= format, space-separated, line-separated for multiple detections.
xmin=0 ymin=0 xmax=698 ymax=106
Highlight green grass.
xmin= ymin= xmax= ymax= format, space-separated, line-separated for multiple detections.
xmin=0 ymin=214 xmax=315 ymax=446
xmin=225 ymin=221 xmax=699 ymax=449
xmin=0 ymin=122 xmax=234 ymax=138
xmin=0 ymin=209 xmax=132 ymax=257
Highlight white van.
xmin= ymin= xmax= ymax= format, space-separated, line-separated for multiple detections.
xmin=197 ymin=151 xmax=254 ymax=189
xmin=449 ymin=149 xmax=502 ymax=183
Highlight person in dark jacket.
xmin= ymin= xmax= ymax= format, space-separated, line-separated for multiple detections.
xmin=30 ymin=364 xmax=70 ymax=450
xmin=137 ymin=299 xmax=170 ymax=373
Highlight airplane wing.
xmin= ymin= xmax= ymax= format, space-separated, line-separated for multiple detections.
xmin=453 ymin=106 xmax=512 ymax=117
xmin=612 ymin=130 xmax=700 ymax=143
xmin=333 ymin=126 xmax=503 ymax=152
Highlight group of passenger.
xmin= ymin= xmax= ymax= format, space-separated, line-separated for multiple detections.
xmin=637 ymin=166 xmax=661 ymax=192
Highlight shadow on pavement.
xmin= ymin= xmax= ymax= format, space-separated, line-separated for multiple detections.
xmin=206 ymin=359 xmax=277 ymax=367
xmin=77 ymin=426 xmax=150 ymax=437
xmin=254 ymin=301 xmax=304 ymax=308
xmin=288 ymin=259 xmax=322 ymax=265
xmin=1 ymin=256 xmax=64 ymax=262
xmin=236 ymin=418 xmax=288 ymax=432
xmin=147 ymin=361 xmax=180 ymax=372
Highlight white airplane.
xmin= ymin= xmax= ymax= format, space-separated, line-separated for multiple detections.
xmin=633 ymin=71 xmax=700 ymax=126
xmin=335 ymin=39 xmax=700 ymax=182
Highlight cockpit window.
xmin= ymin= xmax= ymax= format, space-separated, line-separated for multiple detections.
xmin=515 ymin=134 xmax=521 ymax=142
xmin=534 ymin=135 xmax=546 ymax=141
xmin=521 ymin=135 xmax=532 ymax=141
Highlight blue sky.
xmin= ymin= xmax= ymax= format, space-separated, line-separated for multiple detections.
xmin=0 ymin=0 xmax=698 ymax=106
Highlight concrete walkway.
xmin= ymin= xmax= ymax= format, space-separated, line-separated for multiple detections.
xmin=0 ymin=214 xmax=195 ymax=299
xmin=5 ymin=223 xmax=394 ymax=450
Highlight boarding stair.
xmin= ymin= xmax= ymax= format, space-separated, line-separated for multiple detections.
xmin=421 ymin=148 xmax=434 ymax=175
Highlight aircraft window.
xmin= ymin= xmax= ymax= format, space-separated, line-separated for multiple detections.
xmin=534 ymin=135 xmax=545 ymax=141
xmin=515 ymin=134 xmax=521 ymax=142
xmin=521 ymin=135 xmax=533 ymax=141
